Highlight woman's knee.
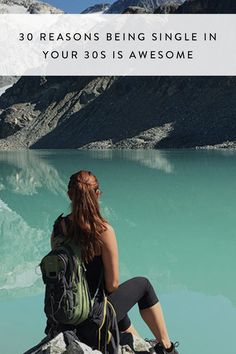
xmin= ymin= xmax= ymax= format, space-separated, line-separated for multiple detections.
xmin=136 ymin=277 xmax=159 ymax=310
xmin=132 ymin=276 xmax=152 ymax=290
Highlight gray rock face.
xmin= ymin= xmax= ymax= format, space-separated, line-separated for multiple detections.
xmin=81 ymin=3 xmax=111 ymax=14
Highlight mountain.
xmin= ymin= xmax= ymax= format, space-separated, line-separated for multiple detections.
xmin=105 ymin=0 xmax=184 ymax=13
xmin=0 ymin=0 xmax=63 ymax=90
xmin=0 ymin=0 xmax=236 ymax=150
xmin=1 ymin=75 xmax=235 ymax=150
xmin=0 ymin=0 xmax=63 ymax=14
xmin=81 ymin=3 xmax=111 ymax=14
xmin=175 ymin=0 xmax=236 ymax=13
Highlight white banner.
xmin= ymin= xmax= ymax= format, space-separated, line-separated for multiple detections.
xmin=0 ymin=14 xmax=235 ymax=76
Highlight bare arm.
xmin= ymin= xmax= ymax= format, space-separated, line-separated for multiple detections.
xmin=101 ymin=224 xmax=119 ymax=293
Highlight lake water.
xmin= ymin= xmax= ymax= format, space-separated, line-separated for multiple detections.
xmin=0 ymin=149 xmax=236 ymax=354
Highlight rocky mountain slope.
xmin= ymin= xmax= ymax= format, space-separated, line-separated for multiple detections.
xmin=0 ymin=0 xmax=236 ymax=150
xmin=0 ymin=76 xmax=116 ymax=149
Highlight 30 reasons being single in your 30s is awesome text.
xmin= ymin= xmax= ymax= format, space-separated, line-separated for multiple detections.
xmin=0 ymin=14 xmax=235 ymax=75
xmin=18 ymin=31 xmax=217 ymax=61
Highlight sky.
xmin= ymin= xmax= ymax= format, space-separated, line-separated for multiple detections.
xmin=45 ymin=0 xmax=114 ymax=13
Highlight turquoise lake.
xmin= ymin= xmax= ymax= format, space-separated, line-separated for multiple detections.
xmin=0 ymin=149 xmax=236 ymax=354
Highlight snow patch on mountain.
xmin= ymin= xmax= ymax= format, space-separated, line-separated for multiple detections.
xmin=0 ymin=0 xmax=63 ymax=14
xmin=0 ymin=84 xmax=13 ymax=97
xmin=81 ymin=3 xmax=111 ymax=14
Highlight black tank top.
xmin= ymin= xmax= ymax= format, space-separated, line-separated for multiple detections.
xmin=63 ymin=215 xmax=104 ymax=298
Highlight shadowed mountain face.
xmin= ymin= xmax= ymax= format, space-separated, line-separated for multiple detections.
xmin=0 ymin=0 xmax=236 ymax=150
xmin=105 ymin=0 xmax=183 ymax=13
xmin=175 ymin=0 xmax=236 ymax=14
xmin=31 ymin=77 xmax=236 ymax=149
xmin=0 ymin=76 xmax=235 ymax=150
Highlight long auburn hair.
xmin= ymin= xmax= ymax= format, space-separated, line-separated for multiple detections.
xmin=67 ymin=170 xmax=107 ymax=263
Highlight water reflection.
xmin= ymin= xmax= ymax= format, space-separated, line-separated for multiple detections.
xmin=123 ymin=150 xmax=173 ymax=173
xmin=0 ymin=151 xmax=68 ymax=299
xmin=0 ymin=150 xmax=66 ymax=195
xmin=86 ymin=149 xmax=174 ymax=173
xmin=0 ymin=199 xmax=44 ymax=299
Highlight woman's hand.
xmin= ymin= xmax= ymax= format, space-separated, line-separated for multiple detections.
xmin=101 ymin=224 xmax=119 ymax=293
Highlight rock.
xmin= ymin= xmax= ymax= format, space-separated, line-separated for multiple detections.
xmin=24 ymin=332 xmax=102 ymax=354
xmin=196 ymin=141 xmax=236 ymax=150
xmin=24 ymin=332 xmax=151 ymax=354
xmin=120 ymin=333 xmax=152 ymax=352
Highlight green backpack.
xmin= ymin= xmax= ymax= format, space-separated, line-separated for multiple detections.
xmin=40 ymin=215 xmax=91 ymax=326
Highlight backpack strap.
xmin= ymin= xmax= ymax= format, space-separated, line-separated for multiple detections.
xmin=52 ymin=214 xmax=68 ymax=250
xmin=60 ymin=217 xmax=68 ymax=237
xmin=53 ymin=213 xmax=64 ymax=236
xmin=53 ymin=214 xmax=70 ymax=239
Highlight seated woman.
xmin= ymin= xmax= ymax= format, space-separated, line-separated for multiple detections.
xmin=51 ymin=170 xmax=179 ymax=354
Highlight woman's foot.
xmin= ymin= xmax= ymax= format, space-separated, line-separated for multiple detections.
xmin=153 ymin=341 xmax=179 ymax=354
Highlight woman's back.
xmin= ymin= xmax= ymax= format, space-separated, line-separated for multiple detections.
xmin=62 ymin=214 xmax=104 ymax=298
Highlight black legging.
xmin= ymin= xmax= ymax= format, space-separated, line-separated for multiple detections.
xmin=108 ymin=277 xmax=159 ymax=332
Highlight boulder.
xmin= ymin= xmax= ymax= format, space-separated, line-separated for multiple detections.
xmin=24 ymin=331 xmax=152 ymax=354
